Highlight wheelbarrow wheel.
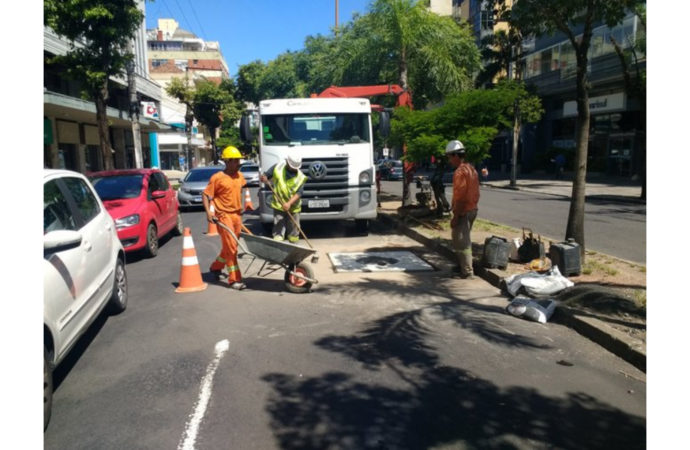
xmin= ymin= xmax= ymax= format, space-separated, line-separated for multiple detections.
xmin=284 ymin=262 xmax=314 ymax=293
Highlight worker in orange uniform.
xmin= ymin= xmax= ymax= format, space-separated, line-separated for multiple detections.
xmin=202 ymin=146 xmax=247 ymax=290
xmin=446 ymin=140 xmax=480 ymax=279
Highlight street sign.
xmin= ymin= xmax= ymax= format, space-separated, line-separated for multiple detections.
xmin=383 ymin=147 xmax=389 ymax=157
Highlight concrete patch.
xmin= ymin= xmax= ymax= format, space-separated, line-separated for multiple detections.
xmin=328 ymin=251 xmax=435 ymax=273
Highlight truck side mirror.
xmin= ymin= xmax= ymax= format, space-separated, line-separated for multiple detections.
xmin=240 ymin=115 xmax=253 ymax=142
xmin=379 ymin=111 xmax=390 ymax=138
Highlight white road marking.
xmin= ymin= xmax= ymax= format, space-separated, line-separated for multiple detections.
xmin=178 ymin=339 xmax=230 ymax=450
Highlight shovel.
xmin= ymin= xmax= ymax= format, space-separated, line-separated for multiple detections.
xmin=261 ymin=174 xmax=320 ymax=264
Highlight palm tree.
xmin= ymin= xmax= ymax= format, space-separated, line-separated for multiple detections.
xmin=365 ymin=0 xmax=481 ymax=205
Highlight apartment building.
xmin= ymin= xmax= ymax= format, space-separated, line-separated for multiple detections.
xmin=44 ymin=0 xmax=167 ymax=173
xmin=432 ymin=1 xmax=645 ymax=179
xmin=146 ymin=19 xmax=231 ymax=169
xmin=518 ymin=13 xmax=645 ymax=178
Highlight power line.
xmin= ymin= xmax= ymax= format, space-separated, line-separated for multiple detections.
xmin=170 ymin=0 xmax=197 ymax=37
xmin=185 ymin=0 xmax=208 ymax=40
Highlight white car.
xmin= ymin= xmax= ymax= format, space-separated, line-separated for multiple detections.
xmin=43 ymin=169 xmax=128 ymax=430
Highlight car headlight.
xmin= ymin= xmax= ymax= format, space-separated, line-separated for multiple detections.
xmin=180 ymin=186 xmax=191 ymax=193
xmin=115 ymin=214 xmax=140 ymax=229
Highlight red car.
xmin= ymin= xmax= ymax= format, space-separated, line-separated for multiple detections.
xmin=90 ymin=169 xmax=183 ymax=257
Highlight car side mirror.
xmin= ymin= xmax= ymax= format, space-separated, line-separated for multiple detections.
xmin=240 ymin=114 xmax=253 ymax=142
xmin=151 ymin=190 xmax=166 ymax=199
xmin=379 ymin=111 xmax=390 ymax=138
xmin=44 ymin=230 xmax=82 ymax=254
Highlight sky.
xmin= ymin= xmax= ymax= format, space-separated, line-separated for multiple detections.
xmin=145 ymin=0 xmax=372 ymax=77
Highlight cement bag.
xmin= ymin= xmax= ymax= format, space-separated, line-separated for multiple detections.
xmin=506 ymin=297 xmax=557 ymax=324
xmin=505 ymin=266 xmax=574 ymax=297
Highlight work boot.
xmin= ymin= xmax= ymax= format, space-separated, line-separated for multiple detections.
xmin=230 ymin=281 xmax=247 ymax=290
xmin=459 ymin=252 xmax=474 ymax=279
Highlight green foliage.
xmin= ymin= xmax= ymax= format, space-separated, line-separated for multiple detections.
xmin=391 ymin=80 xmax=542 ymax=164
xmin=44 ymin=0 xmax=143 ymax=98
xmin=233 ymin=0 xmax=480 ymax=108
xmin=192 ymin=80 xmax=230 ymax=132
xmin=166 ymin=77 xmax=194 ymax=106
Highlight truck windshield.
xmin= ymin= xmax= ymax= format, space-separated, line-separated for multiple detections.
xmin=262 ymin=113 xmax=370 ymax=146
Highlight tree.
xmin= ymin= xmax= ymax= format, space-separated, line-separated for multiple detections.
xmin=192 ymin=80 xmax=232 ymax=165
xmin=44 ymin=0 xmax=144 ymax=170
xmin=511 ymin=0 xmax=643 ymax=256
xmin=353 ymin=0 xmax=481 ymax=206
xmin=235 ymin=60 xmax=266 ymax=106
xmin=391 ymin=81 xmax=541 ymax=209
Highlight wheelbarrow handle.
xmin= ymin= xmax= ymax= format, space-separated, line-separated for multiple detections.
xmin=212 ymin=217 xmax=251 ymax=255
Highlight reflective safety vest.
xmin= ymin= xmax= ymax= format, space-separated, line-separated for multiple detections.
xmin=270 ymin=162 xmax=307 ymax=213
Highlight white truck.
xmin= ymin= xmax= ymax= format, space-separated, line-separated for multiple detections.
xmin=241 ymin=97 xmax=388 ymax=235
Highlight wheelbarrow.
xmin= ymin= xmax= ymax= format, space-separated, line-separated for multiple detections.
xmin=213 ymin=218 xmax=318 ymax=293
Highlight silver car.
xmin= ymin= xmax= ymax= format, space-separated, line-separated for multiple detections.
xmin=239 ymin=163 xmax=260 ymax=186
xmin=44 ymin=169 xmax=127 ymax=430
xmin=177 ymin=166 xmax=224 ymax=209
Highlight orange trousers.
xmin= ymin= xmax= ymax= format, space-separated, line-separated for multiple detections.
xmin=209 ymin=213 xmax=243 ymax=284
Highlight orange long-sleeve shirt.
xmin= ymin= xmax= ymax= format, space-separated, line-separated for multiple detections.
xmin=452 ymin=162 xmax=480 ymax=216
xmin=203 ymin=171 xmax=246 ymax=216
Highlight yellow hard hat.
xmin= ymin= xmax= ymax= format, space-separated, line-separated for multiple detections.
xmin=221 ymin=145 xmax=242 ymax=159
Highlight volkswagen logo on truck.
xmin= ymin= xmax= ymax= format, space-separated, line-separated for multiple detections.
xmin=309 ymin=161 xmax=327 ymax=180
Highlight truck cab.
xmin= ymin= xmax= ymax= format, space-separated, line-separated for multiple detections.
xmin=242 ymin=97 xmax=381 ymax=234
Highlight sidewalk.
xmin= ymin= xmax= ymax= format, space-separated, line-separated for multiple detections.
xmin=375 ymin=175 xmax=646 ymax=372
xmin=479 ymin=172 xmax=644 ymax=203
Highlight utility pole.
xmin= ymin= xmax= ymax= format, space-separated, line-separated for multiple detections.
xmin=335 ymin=0 xmax=339 ymax=34
xmin=127 ymin=40 xmax=144 ymax=168
xmin=184 ymin=66 xmax=193 ymax=172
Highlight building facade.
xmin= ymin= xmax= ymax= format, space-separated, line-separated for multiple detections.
xmin=518 ymin=13 xmax=645 ymax=178
xmin=146 ymin=18 xmax=231 ymax=169
xmin=434 ymin=1 xmax=645 ymax=179
xmin=44 ymin=0 xmax=167 ymax=174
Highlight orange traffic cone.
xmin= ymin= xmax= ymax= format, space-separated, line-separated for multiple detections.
xmin=175 ymin=227 xmax=208 ymax=293
xmin=243 ymin=188 xmax=254 ymax=212
xmin=205 ymin=204 xmax=218 ymax=236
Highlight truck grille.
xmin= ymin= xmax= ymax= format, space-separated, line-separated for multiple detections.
xmin=301 ymin=157 xmax=348 ymax=213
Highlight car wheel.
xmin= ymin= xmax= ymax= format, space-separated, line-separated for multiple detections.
xmin=172 ymin=211 xmax=184 ymax=236
xmin=144 ymin=223 xmax=158 ymax=257
xmin=44 ymin=347 xmax=52 ymax=431
xmin=284 ymin=262 xmax=314 ymax=294
xmin=108 ymin=257 xmax=128 ymax=314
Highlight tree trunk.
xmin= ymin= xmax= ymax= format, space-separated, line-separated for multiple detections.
xmin=399 ymin=52 xmax=413 ymax=207
xmin=96 ymin=81 xmax=114 ymax=171
xmin=210 ymin=129 xmax=217 ymax=165
xmin=510 ymin=100 xmax=520 ymax=187
xmin=127 ymin=45 xmax=143 ymax=169
xmin=565 ymin=53 xmax=590 ymax=257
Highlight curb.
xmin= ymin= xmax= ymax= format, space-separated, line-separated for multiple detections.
xmin=481 ymin=182 xmax=646 ymax=205
xmin=376 ymin=209 xmax=646 ymax=373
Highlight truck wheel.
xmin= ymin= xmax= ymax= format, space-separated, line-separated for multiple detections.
xmin=284 ymin=262 xmax=314 ymax=293
xmin=355 ymin=219 xmax=369 ymax=236
xmin=261 ymin=222 xmax=273 ymax=237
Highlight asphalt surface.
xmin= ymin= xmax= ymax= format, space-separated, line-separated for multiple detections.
xmin=44 ymin=198 xmax=646 ymax=449
xmin=382 ymin=179 xmax=646 ymax=263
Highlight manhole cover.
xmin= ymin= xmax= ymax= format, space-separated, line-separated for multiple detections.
xmin=328 ymin=251 xmax=434 ymax=273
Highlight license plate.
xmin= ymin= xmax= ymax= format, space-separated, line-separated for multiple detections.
xmin=308 ymin=199 xmax=330 ymax=208
xmin=193 ymin=196 xmax=202 ymax=202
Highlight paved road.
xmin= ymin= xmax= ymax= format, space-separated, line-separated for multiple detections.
xmin=382 ymin=180 xmax=646 ymax=263
xmin=44 ymin=200 xmax=645 ymax=449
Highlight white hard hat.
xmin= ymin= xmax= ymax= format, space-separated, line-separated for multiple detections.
xmin=445 ymin=140 xmax=466 ymax=155
xmin=287 ymin=154 xmax=302 ymax=169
